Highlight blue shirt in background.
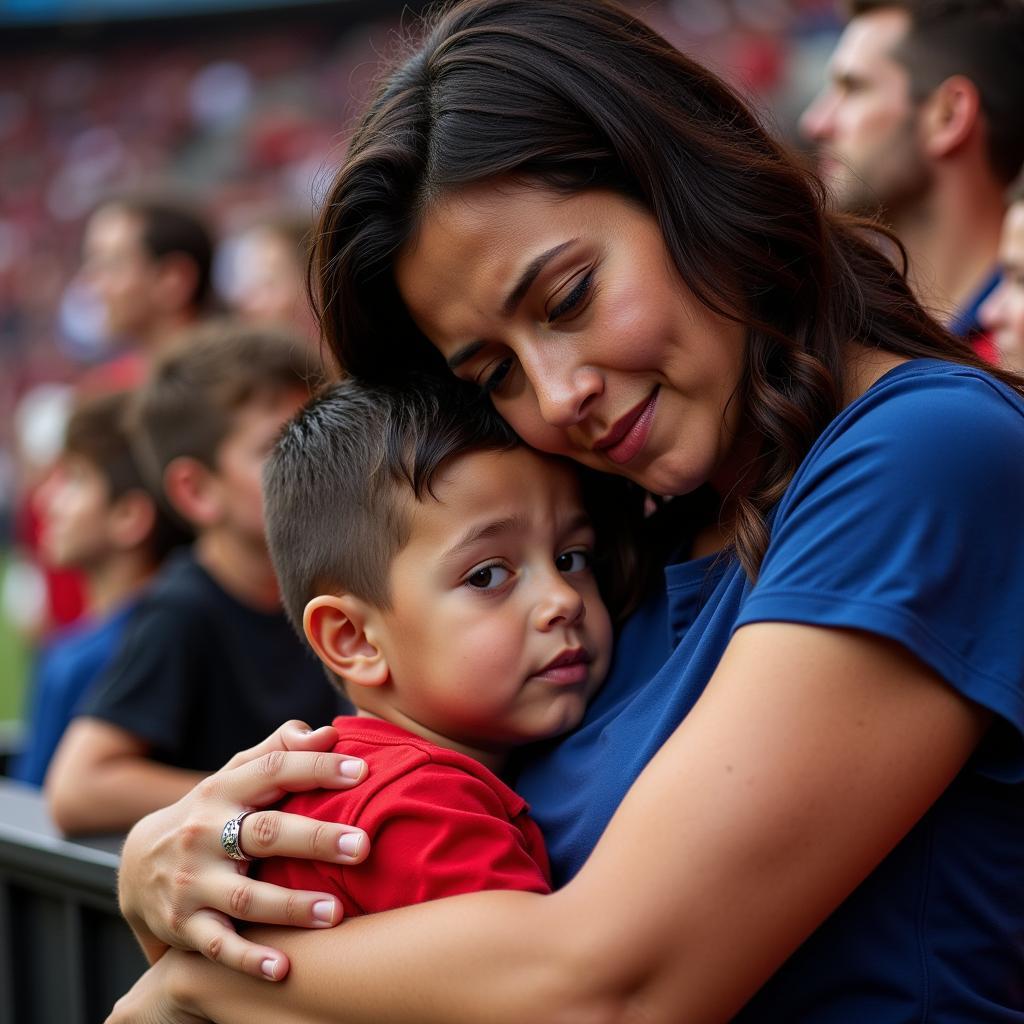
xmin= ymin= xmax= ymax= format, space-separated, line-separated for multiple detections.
xmin=11 ymin=600 xmax=138 ymax=786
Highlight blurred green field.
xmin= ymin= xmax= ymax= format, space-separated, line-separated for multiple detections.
xmin=0 ymin=552 xmax=30 ymax=722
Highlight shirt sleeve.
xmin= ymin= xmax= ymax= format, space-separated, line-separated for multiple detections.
xmin=77 ymin=595 xmax=202 ymax=756
xmin=735 ymin=369 xmax=1024 ymax=780
xmin=340 ymin=762 xmax=552 ymax=914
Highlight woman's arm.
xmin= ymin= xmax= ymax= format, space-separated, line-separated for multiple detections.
xmin=110 ymin=622 xmax=990 ymax=1024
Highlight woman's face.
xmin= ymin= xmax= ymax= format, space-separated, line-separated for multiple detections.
xmin=395 ymin=183 xmax=747 ymax=497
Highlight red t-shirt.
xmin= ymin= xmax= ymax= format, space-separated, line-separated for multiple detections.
xmin=255 ymin=717 xmax=551 ymax=916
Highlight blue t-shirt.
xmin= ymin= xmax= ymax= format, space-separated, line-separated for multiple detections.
xmin=518 ymin=359 xmax=1024 ymax=1022
xmin=10 ymin=600 xmax=137 ymax=786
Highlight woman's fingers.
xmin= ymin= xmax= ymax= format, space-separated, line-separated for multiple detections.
xmin=184 ymin=910 xmax=295 ymax=981
xmin=221 ymin=720 xmax=339 ymax=771
xmin=237 ymin=810 xmax=368 ymax=864
xmin=202 ymin=747 xmax=368 ymax=808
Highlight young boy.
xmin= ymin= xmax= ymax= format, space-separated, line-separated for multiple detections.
xmin=254 ymin=376 xmax=614 ymax=913
xmin=46 ymin=324 xmax=345 ymax=835
xmin=11 ymin=390 xmax=188 ymax=786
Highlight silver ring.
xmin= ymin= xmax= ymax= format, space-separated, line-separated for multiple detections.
xmin=221 ymin=810 xmax=256 ymax=862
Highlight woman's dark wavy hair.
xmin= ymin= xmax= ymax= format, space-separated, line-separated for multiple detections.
xmin=311 ymin=0 xmax=1022 ymax=580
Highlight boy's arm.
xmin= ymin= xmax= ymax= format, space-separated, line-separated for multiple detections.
xmin=45 ymin=717 xmax=206 ymax=835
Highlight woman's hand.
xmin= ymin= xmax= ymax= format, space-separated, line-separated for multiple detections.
xmin=118 ymin=720 xmax=371 ymax=980
xmin=105 ymin=951 xmax=208 ymax=1024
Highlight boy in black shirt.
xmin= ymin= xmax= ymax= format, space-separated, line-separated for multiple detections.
xmin=47 ymin=324 xmax=343 ymax=835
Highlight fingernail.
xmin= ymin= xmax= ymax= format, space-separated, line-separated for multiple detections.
xmin=338 ymin=832 xmax=364 ymax=858
xmin=261 ymin=958 xmax=280 ymax=979
xmin=339 ymin=758 xmax=365 ymax=780
xmin=312 ymin=899 xmax=336 ymax=923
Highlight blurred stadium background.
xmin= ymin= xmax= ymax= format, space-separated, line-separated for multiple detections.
xmin=0 ymin=0 xmax=841 ymax=736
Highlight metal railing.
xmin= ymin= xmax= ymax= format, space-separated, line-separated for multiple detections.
xmin=0 ymin=778 xmax=146 ymax=1024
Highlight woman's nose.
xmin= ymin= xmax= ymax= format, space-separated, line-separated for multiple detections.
xmin=527 ymin=357 xmax=604 ymax=430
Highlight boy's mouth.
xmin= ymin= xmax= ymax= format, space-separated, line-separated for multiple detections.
xmin=532 ymin=647 xmax=591 ymax=685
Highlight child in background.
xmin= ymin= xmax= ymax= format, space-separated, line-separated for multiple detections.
xmin=46 ymin=324 xmax=344 ymax=835
xmin=11 ymin=390 xmax=189 ymax=786
xmin=253 ymin=376 xmax=614 ymax=912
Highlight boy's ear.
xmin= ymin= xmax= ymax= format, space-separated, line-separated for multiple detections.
xmin=304 ymin=595 xmax=390 ymax=689
xmin=163 ymin=456 xmax=220 ymax=529
xmin=107 ymin=489 xmax=157 ymax=551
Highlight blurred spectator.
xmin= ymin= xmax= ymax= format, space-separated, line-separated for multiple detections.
xmin=799 ymin=0 xmax=1024 ymax=355
xmin=221 ymin=211 xmax=317 ymax=343
xmin=10 ymin=390 xmax=190 ymax=786
xmin=980 ymin=173 xmax=1024 ymax=374
xmin=45 ymin=322 xmax=341 ymax=835
xmin=79 ymin=192 xmax=216 ymax=385
xmin=3 ymin=384 xmax=79 ymax=636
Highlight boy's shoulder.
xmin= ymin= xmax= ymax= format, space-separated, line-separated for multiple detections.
xmin=288 ymin=717 xmax=530 ymax=825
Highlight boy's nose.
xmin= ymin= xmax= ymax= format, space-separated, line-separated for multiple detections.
xmin=534 ymin=574 xmax=586 ymax=631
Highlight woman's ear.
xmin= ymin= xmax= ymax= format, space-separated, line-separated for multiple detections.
xmin=304 ymin=594 xmax=390 ymax=689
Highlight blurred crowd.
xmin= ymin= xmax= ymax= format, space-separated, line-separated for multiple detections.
xmin=4 ymin=0 xmax=1024 ymax=839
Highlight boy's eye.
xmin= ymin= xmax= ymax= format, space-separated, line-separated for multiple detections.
xmin=465 ymin=564 xmax=512 ymax=590
xmin=555 ymin=549 xmax=590 ymax=574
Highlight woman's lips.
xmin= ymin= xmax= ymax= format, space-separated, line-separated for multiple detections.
xmin=597 ymin=389 xmax=659 ymax=465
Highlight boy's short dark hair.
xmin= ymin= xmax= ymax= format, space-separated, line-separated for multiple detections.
xmin=131 ymin=321 xmax=319 ymax=487
xmin=845 ymin=0 xmax=1024 ymax=183
xmin=64 ymin=390 xmax=192 ymax=562
xmin=264 ymin=374 xmax=519 ymax=631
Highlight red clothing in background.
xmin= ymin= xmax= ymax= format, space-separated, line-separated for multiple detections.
xmin=256 ymin=716 xmax=551 ymax=915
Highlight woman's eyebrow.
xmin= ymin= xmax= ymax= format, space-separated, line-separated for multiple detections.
xmin=447 ymin=239 xmax=580 ymax=370
xmin=501 ymin=239 xmax=578 ymax=317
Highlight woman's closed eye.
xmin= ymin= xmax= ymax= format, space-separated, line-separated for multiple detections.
xmin=547 ymin=270 xmax=594 ymax=323
xmin=480 ymin=356 xmax=516 ymax=395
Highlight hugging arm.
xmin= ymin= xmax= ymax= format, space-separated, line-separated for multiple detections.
xmin=110 ymin=622 xmax=989 ymax=1024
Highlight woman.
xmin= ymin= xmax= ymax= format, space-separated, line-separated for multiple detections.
xmin=108 ymin=2 xmax=1024 ymax=1021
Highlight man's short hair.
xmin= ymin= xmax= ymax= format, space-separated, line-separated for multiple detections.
xmin=131 ymin=321 xmax=318 ymax=489
xmin=95 ymin=193 xmax=216 ymax=310
xmin=263 ymin=374 xmax=519 ymax=632
xmin=64 ymin=389 xmax=192 ymax=561
xmin=846 ymin=0 xmax=1024 ymax=183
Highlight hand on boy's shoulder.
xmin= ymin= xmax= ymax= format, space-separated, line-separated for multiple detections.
xmin=258 ymin=724 xmax=551 ymax=916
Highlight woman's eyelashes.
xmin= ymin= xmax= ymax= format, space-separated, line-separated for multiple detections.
xmin=476 ymin=268 xmax=595 ymax=394
xmin=547 ymin=270 xmax=594 ymax=323
xmin=481 ymin=357 xmax=515 ymax=395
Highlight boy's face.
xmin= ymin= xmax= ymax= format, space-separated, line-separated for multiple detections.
xmin=38 ymin=454 xmax=116 ymax=570
xmin=211 ymin=388 xmax=309 ymax=549
xmin=371 ymin=446 xmax=613 ymax=753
